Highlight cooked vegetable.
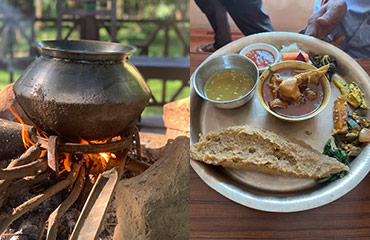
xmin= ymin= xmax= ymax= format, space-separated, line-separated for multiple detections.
xmin=349 ymin=111 xmax=370 ymax=128
xmin=333 ymin=133 xmax=362 ymax=157
xmin=347 ymin=117 xmax=360 ymax=128
xmin=310 ymin=54 xmax=337 ymax=81
xmin=347 ymin=82 xmax=367 ymax=109
xmin=333 ymin=77 xmax=348 ymax=95
xmin=281 ymin=52 xmax=309 ymax=62
xmin=318 ymin=139 xmax=349 ymax=183
xmin=333 ymin=77 xmax=368 ymax=109
xmin=332 ymin=110 xmax=370 ymax=156
xmin=333 ymin=95 xmax=348 ymax=134
xmin=359 ymin=128 xmax=370 ymax=143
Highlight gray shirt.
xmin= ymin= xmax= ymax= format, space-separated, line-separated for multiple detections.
xmin=314 ymin=0 xmax=370 ymax=58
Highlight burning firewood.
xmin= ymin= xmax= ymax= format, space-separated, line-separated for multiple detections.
xmin=0 ymin=144 xmax=44 ymax=209
xmin=46 ymin=166 xmax=86 ymax=240
xmin=0 ymin=164 xmax=82 ymax=234
xmin=0 ymin=158 xmax=48 ymax=180
xmin=0 ymin=111 xmax=153 ymax=238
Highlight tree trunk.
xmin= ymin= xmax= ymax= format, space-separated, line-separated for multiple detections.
xmin=35 ymin=0 xmax=44 ymax=30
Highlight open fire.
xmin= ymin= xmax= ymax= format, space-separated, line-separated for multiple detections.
xmin=0 ymin=106 xmax=146 ymax=239
xmin=10 ymin=105 xmax=124 ymax=176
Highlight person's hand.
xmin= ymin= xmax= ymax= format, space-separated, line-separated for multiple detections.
xmin=305 ymin=0 xmax=347 ymax=46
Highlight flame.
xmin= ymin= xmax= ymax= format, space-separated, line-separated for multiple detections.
xmin=63 ymin=153 xmax=72 ymax=172
xmin=9 ymin=106 xmax=34 ymax=149
xmin=99 ymin=152 xmax=116 ymax=165
xmin=40 ymin=150 xmax=47 ymax=158
xmin=99 ymin=153 xmax=110 ymax=162
xmin=80 ymin=139 xmax=117 ymax=164
xmin=78 ymin=139 xmax=118 ymax=172
xmin=8 ymin=105 xmax=119 ymax=175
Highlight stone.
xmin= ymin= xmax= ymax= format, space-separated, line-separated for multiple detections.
xmin=163 ymin=97 xmax=190 ymax=135
xmin=113 ymin=137 xmax=189 ymax=240
xmin=0 ymin=83 xmax=33 ymax=125
xmin=165 ymin=128 xmax=190 ymax=140
xmin=0 ymin=83 xmax=16 ymax=122
xmin=139 ymin=132 xmax=166 ymax=149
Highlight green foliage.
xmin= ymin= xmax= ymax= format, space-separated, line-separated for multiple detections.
xmin=143 ymin=79 xmax=189 ymax=115
xmin=154 ymin=3 xmax=175 ymax=18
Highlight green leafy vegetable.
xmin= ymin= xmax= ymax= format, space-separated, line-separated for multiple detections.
xmin=318 ymin=139 xmax=349 ymax=183
xmin=268 ymin=65 xmax=274 ymax=73
xmin=310 ymin=54 xmax=337 ymax=81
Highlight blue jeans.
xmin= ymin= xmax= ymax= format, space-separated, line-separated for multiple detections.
xmin=195 ymin=0 xmax=274 ymax=49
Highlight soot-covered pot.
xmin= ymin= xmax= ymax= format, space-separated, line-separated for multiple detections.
xmin=13 ymin=40 xmax=151 ymax=141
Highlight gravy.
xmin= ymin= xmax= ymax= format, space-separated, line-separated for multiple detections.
xmin=262 ymin=68 xmax=324 ymax=117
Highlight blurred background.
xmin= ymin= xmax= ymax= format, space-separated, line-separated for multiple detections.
xmin=190 ymin=0 xmax=315 ymax=52
xmin=0 ymin=0 xmax=190 ymax=116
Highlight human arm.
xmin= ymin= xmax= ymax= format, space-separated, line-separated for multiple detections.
xmin=305 ymin=0 xmax=347 ymax=46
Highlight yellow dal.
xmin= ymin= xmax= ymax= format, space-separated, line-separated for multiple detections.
xmin=205 ymin=69 xmax=254 ymax=101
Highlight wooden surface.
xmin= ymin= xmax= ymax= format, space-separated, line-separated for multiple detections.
xmin=190 ymin=52 xmax=370 ymax=239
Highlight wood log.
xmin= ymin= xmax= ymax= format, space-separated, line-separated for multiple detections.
xmin=0 ymin=145 xmax=43 ymax=208
xmin=0 ymin=119 xmax=32 ymax=160
xmin=0 ymin=145 xmax=42 ymax=192
xmin=76 ymin=173 xmax=96 ymax=209
xmin=46 ymin=166 xmax=85 ymax=240
xmin=8 ymin=173 xmax=51 ymax=198
xmin=0 ymin=164 xmax=82 ymax=234
xmin=8 ymin=144 xmax=42 ymax=168
xmin=0 ymin=158 xmax=48 ymax=180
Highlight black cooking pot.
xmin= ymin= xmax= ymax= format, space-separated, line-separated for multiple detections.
xmin=13 ymin=40 xmax=151 ymax=141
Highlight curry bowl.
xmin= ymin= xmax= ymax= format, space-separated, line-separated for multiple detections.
xmin=257 ymin=60 xmax=331 ymax=122
xmin=192 ymin=53 xmax=259 ymax=109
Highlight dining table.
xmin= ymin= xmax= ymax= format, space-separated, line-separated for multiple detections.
xmin=190 ymin=52 xmax=370 ymax=239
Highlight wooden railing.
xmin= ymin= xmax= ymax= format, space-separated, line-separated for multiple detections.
xmin=0 ymin=0 xmax=189 ymax=108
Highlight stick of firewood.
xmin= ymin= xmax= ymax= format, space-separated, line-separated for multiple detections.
xmin=0 ymin=144 xmax=42 ymax=192
xmin=9 ymin=173 xmax=51 ymax=196
xmin=0 ymin=158 xmax=48 ymax=180
xmin=9 ymin=144 xmax=42 ymax=167
xmin=0 ymin=164 xmax=81 ymax=234
xmin=0 ymin=173 xmax=51 ymax=209
xmin=0 ymin=145 xmax=44 ymax=208
xmin=46 ymin=166 xmax=86 ymax=240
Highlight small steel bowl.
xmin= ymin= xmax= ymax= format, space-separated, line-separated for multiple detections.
xmin=192 ymin=53 xmax=259 ymax=109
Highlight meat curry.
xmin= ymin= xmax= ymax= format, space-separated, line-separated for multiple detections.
xmin=262 ymin=65 xmax=329 ymax=117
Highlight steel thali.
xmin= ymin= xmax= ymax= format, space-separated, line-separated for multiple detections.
xmin=190 ymin=32 xmax=370 ymax=212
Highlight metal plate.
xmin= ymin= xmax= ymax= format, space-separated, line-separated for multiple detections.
xmin=190 ymin=32 xmax=370 ymax=212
